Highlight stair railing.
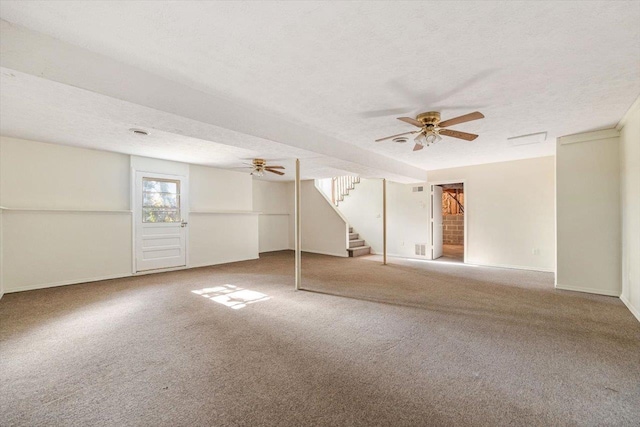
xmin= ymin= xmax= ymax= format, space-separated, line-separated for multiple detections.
xmin=331 ymin=176 xmax=361 ymax=206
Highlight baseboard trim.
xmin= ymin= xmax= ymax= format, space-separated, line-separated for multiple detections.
xmin=258 ymin=248 xmax=291 ymax=254
xmin=620 ymin=294 xmax=640 ymax=323
xmin=189 ymin=256 xmax=260 ymax=269
xmin=387 ymin=254 xmax=554 ymax=273
xmin=4 ymin=273 xmax=133 ymax=294
xmin=302 ymin=249 xmax=348 ymax=258
xmin=471 ymin=262 xmax=555 ymax=273
xmin=555 ymin=284 xmax=620 ymax=297
xmin=3 ymin=256 xmax=262 ymax=294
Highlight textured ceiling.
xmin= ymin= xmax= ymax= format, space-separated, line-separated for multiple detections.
xmin=1 ymin=1 xmax=639 ymax=172
xmin=0 ymin=69 xmax=386 ymax=182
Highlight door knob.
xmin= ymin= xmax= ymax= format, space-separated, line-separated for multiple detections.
xmin=181 ymin=220 xmax=188 ymax=228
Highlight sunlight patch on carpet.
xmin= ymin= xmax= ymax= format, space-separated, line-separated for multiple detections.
xmin=191 ymin=285 xmax=271 ymax=309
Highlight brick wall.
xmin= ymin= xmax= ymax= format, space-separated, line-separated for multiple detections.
xmin=443 ymin=214 xmax=464 ymax=245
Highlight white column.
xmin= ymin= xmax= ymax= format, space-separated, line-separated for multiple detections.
xmin=294 ymin=159 xmax=301 ymax=290
xmin=383 ymin=178 xmax=387 ymax=265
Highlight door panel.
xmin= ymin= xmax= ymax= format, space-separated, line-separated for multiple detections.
xmin=432 ymin=185 xmax=443 ymax=259
xmin=135 ymin=172 xmax=188 ymax=272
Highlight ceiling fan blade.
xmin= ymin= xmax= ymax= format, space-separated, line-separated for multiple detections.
xmin=440 ymin=129 xmax=479 ymax=141
xmin=265 ymin=166 xmax=285 ymax=169
xmin=438 ymin=111 xmax=484 ymax=128
xmin=265 ymin=168 xmax=285 ymax=176
xmin=413 ymin=143 xmax=424 ymax=151
xmin=375 ymin=130 xmax=419 ymax=142
xmin=397 ymin=117 xmax=423 ymax=128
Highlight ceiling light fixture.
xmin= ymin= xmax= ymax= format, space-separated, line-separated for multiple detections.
xmin=414 ymin=130 xmax=442 ymax=148
xmin=425 ymin=131 xmax=442 ymax=145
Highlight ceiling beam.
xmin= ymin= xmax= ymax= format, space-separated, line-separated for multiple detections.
xmin=0 ymin=20 xmax=427 ymax=182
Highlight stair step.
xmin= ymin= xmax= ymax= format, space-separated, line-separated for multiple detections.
xmin=349 ymin=239 xmax=365 ymax=248
xmin=347 ymin=245 xmax=371 ymax=257
xmin=349 ymin=227 xmax=353 ymax=233
xmin=349 ymin=233 xmax=359 ymax=240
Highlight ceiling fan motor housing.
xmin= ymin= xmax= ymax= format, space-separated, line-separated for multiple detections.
xmin=416 ymin=111 xmax=441 ymax=127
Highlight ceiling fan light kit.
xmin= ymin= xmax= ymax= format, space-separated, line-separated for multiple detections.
xmin=376 ymin=110 xmax=484 ymax=152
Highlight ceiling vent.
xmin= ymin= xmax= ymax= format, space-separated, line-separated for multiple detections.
xmin=129 ymin=128 xmax=149 ymax=136
xmin=508 ymin=132 xmax=547 ymax=146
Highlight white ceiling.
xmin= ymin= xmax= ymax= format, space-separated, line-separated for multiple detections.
xmin=0 ymin=69 xmax=371 ymax=182
xmin=1 ymin=1 xmax=639 ymax=177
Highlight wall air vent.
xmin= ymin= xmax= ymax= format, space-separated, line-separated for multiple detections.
xmin=415 ymin=244 xmax=426 ymax=256
xmin=412 ymin=186 xmax=424 ymax=192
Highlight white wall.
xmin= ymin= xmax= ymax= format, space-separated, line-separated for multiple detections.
xmin=556 ymin=130 xmax=621 ymax=296
xmin=0 ymin=136 xmax=258 ymax=293
xmin=1 ymin=137 xmax=132 ymax=292
xmin=191 ymin=164 xmax=252 ymax=211
xmin=3 ymin=211 xmax=133 ymax=291
xmin=3 ymin=138 xmax=130 ymax=210
xmin=297 ymin=181 xmax=348 ymax=257
xmin=188 ymin=212 xmax=258 ymax=267
xmin=429 ymin=156 xmax=556 ymax=271
xmin=253 ymin=180 xmax=291 ymax=253
xmin=0 ymin=136 xmax=3 ymax=298
xmin=619 ymin=101 xmax=640 ymax=320
xmin=0 ymin=208 xmax=4 ymax=299
xmin=387 ymin=182 xmax=430 ymax=259
xmin=334 ymin=178 xmax=384 ymax=254
xmin=188 ymin=164 xmax=258 ymax=267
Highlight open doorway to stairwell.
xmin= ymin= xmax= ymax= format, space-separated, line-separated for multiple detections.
xmin=431 ymin=182 xmax=465 ymax=263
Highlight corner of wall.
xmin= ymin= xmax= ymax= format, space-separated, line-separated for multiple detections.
xmin=618 ymin=95 xmax=640 ymax=322
xmin=0 ymin=208 xmax=4 ymax=300
xmin=620 ymin=294 xmax=640 ymax=323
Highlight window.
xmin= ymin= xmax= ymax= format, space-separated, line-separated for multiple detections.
xmin=142 ymin=178 xmax=181 ymax=223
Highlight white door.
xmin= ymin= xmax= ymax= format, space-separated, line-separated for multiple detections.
xmin=135 ymin=172 xmax=188 ymax=272
xmin=431 ymin=185 xmax=443 ymax=259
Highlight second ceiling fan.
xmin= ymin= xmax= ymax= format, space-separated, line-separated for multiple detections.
xmin=243 ymin=158 xmax=285 ymax=176
xmin=376 ymin=111 xmax=484 ymax=151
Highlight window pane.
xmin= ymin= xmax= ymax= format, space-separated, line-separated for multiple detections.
xmin=142 ymin=178 xmax=181 ymax=223
xmin=143 ymin=192 xmax=179 ymax=208
xmin=143 ymin=179 xmax=178 ymax=194
xmin=143 ymin=209 xmax=180 ymax=223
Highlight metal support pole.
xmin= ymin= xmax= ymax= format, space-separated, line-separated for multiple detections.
xmin=383 ymin=178 xmax=387 ymax=265
xmin=294 ymin=159 xmax=301 ymax=290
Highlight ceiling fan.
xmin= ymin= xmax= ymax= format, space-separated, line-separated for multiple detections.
xmin=376 ymin=111 xmax=484 ymax=151
xmin=243 ymin=158 xmax=285 ymax=176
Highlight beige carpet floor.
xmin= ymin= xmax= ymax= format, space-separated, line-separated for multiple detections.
xmin=1 ymin=251 xmax=639 ymax=426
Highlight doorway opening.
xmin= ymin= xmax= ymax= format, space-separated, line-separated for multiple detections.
xmin=431 ymin=182 xmax=465 ymax=263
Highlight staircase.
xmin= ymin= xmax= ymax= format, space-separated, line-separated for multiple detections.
xmin=332 ymin=176 xmax=360 ymax=206
xmin=347 ymin=227 xmax=371 ymax=257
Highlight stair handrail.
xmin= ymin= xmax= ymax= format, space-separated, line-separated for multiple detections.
xmin=331 ymin=176 xmax=361 ymax=206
